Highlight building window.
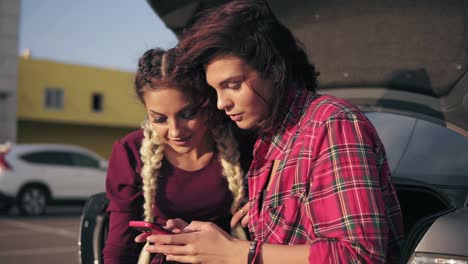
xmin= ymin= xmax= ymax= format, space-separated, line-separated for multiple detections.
xmin=44 ymin=88 xmax=64 ymax=110
xmin=92 ymin=93 xmax=103 ymax=112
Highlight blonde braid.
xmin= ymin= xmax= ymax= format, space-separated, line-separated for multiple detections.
xmin=211 ymin=124 xmax=245 ymax=214
xmin=135 ymin=48 xmax=174 ymax=264
xmin=139 ymin=119 xmax=164 ymax=222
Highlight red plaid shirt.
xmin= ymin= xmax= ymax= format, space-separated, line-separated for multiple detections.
xmin=247 ymin=89 xmax=404 ymax=263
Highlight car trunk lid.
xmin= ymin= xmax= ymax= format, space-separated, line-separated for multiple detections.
xmin=147 ymin=0 xmax=468 ymax=136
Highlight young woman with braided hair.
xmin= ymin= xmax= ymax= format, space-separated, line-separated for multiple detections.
xmin=103 ymin=47 xmax=250 ymax=264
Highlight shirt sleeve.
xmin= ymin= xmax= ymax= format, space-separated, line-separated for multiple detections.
xmin=103 ymin=141 xmax=144 ymax=264
xmin=306 ymin=112 xmax=391 ymax=263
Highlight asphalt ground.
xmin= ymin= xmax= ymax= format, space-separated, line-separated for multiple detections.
xmin=0 ymin=205 xmax=84 ymax=264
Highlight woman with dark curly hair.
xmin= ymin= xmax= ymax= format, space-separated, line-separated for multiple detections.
xmin=138 ymin=1 xmax=404 ymax=263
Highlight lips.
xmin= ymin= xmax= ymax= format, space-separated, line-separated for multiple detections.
xmin=170 ymin=136 xmax=191 ymax=146
xmin=228 ymin=113 xmax=243 ymax=122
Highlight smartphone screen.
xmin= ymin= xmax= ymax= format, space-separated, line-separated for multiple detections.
xmin=128 ymin=221 xmax=172 ymax=234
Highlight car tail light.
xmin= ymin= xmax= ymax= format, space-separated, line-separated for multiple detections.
xmin=410 ymin=253 xmax=468 ymax=264
xmin=0 ymin=153 xmax=11 ymax=171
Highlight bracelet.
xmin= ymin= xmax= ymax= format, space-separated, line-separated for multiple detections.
xmin=247 ymin=240 xmax=262 ymax=264
xmin=247 ymin=240 xmax=257 ymax=264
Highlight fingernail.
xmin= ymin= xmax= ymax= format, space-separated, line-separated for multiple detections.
xmin=183 ymin=228 xmax=193 ymax=233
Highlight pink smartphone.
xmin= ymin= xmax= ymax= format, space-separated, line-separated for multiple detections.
xmin=128 ymin=221 xmax=172 ymax=234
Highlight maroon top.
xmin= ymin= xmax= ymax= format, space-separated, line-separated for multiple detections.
xmin=103 ymin=129 xmax=233 ymax=264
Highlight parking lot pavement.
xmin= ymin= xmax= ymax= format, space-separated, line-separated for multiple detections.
xmin=0 ymin=205 xmax=83 ymax=264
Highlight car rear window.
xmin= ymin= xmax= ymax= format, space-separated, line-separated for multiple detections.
xmin=71 ymin=153 xmax=99 ymax=168
xmin=366 ymin=111 xmax=468 ymax=187
xmin=397 ymin=118 xmax=468 ymax=186
xmin=21 ymin=151 xmax=73 ymax=166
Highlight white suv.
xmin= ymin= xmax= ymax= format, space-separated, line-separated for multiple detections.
xmin=0 ymin=143 xmax=107 ymax=216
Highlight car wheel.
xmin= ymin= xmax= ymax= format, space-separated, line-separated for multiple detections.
xmin=17 ymin=186 xmax=48 ymax=216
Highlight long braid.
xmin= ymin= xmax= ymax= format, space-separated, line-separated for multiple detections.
xmin=211 ymin=124 xmax=244 ymax=214
xmin=211 ymin=124 xmax=246 ymax=239
xmin=138 ymin=120 xmax=164 ymax=264
xmin=135 ymin=48 xmax=171 ymax=264
xmin=140 ymin=120 xmax=164 ymax=222
xmin=135 ymin=48 xmax=171 ymax=222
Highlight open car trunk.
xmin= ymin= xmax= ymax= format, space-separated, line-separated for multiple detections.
xmin=147 ymin=0 xmax=468 ymax=262
xmin=148 ymin=0 xmax=468 ymax=136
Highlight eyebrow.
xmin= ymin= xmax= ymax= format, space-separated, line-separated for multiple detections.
xmin=148 ymin=105 xmax=194 ymax=116
xmin=149 ymin=110 xmax=164 ymax=116
xmin=218 ymin=75 xmax=244 ymax=87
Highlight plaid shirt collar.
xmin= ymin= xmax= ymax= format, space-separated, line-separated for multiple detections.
xmin=256 ymin=88 xmax=316 ymax=161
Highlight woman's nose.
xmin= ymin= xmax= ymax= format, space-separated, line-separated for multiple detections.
xmin=169 ymin=120 xmax=182 ymax=138
xmin=216 ymin=92 xmax=233 ymax=111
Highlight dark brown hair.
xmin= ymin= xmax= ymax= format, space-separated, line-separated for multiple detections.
xmin=135 ymin=47 xmax=224 ymax=127
xmin=175 ymin=0 xmax=319 ymax=132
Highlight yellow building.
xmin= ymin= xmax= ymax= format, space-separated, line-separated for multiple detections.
xmin=17 ymin=57 xmax=146 ymax=159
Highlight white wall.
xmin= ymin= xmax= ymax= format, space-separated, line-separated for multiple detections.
xmin=0 ymin=0 xmax=20 ymax=143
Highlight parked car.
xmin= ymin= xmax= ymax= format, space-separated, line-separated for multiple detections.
xmin=0 ymin=143 xmax=107 ymax=216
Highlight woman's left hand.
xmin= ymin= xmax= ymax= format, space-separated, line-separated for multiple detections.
xmin=165 ymin=218 xmax=189 ymax=233
xmin=230 ymin=202 xmax=250 ymax=228
xmin=134 ymin=218 xmax=189 ymax=243
xmin=145 ymin=221 xmax=247 ymax=264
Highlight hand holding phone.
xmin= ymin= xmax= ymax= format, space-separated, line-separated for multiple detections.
xmin=129 ymin=221 xmax=173 ymax=235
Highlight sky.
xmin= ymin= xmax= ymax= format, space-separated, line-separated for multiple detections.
xmin=18 ymin=0 xmax=179 ymax=72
